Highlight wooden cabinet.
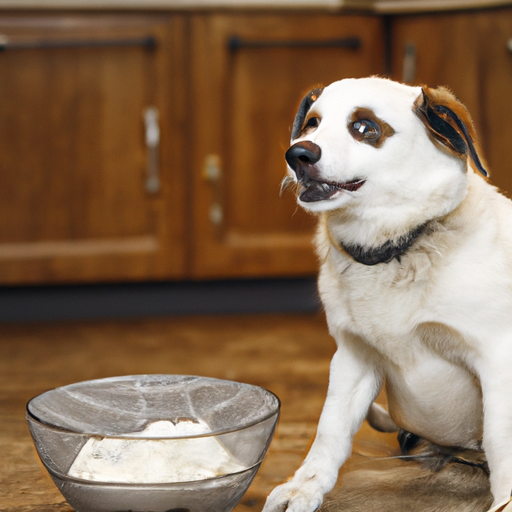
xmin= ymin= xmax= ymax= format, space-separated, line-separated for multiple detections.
xmin=390 ymin=8 xmax=512 ymax=196
xmin=470 ymin=9 xmax=512 ymax=197
xmin=0 ymin=11 xmax=386 ymax=284
xmin=4 ymin=7 xmax=512 ymax=285
xmin=189 ymin=13 xmax=385 ymax=278
xmin=0 ymin=13 xmax=188 ymax=284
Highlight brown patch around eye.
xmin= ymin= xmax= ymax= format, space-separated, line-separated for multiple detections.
xmin=349 ymin=108 xmax=395 ymax=148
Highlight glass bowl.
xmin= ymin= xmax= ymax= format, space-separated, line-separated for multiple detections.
xmin=26 ymin=374 xmax=280 ymax=512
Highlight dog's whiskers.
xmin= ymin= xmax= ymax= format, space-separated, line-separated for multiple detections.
xmin=279 ymin=175 xmax=296 ymax=197
xmin=360 ymin=454 xmax=435 ymax=461
xmin=351 ymin=453 xmax=445 ymax=470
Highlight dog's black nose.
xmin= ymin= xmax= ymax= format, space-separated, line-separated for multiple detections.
xmin=285 ymin=141 xmax=322 ymax=182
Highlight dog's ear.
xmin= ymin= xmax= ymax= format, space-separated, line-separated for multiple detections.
xmin=413 ymin=86 xmax=488 ymax=178
xmin=291 ymin=87 xmax=324 ymax=141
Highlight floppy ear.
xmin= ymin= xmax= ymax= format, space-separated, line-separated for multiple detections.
xmin=290 ymin=87 xmax=323 ymax=141
xmin=413 ymin=86 xmax=488 ymax=178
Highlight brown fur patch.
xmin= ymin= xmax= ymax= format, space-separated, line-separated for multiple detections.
xmin=349 ymin=108 xmax=395 ymax=148
xmin=422 ymin=86 xmax=478 ymax=142
xmin=414 ymin=86 xmax=489 ymax=178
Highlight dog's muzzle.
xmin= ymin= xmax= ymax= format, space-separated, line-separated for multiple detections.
xmin=285 ymin=141 xmax=364 ymax=203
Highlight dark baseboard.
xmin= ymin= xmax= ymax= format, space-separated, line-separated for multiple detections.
xmin=0 ymin=277 xmax=320 ymax=323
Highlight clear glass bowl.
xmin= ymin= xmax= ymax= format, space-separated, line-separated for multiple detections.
xmin=26 ymin=374 xmax=280 ymax=512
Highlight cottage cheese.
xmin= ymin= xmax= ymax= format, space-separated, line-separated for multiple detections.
xmin=68 ymin=419 xmax=246 ymax=483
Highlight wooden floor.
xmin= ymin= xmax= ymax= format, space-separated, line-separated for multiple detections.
xmin=1 ymin=312 xmax=400 ymax=512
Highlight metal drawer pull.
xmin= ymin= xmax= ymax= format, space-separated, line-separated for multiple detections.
xmin=228 ymin=36 xmax=361 ymax=52
xmin=402 ymin=42 xmax=416 ymax=83
xmin=144 ymin=107 xmax=160 ymax=194
xmin=203 ymin=154 xmax=223 ymax=228
xmin=0 ymin=35 xmax=156 ymax=51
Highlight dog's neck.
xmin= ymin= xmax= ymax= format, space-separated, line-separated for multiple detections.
xmin=322 ymin=215 xmax=430 ymax=266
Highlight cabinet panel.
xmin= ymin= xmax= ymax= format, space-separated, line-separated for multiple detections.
xmin=190 ymin=13 xmax=385 ymax=278
xmin=390 ymin=8 xmax=512 ymax=197
xmin=472 ymin=9 xmax=512 ymax=196
xmin=0 ymin=13 xmax=187 ymax=284
xmin=390 ymin=12 xmax=483 ymax=129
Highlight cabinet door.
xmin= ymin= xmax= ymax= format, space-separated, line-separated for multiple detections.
xmin=390 ymin=12 xmax=483 ymax=129
xmin=391 ymin=9 xmax=512 ymax=197
xmin=190 ymin=13 xmax=385 ymax=279
xmin=0 ymin=14 xmax=187 ymax=284
xmin=472 ymin=8 xmax=512 ymax=196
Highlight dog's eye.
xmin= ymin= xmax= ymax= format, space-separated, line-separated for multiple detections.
xmin=301 ymin=116 xmax=320 ymax=135
xmin=349 ymin=109 xmax=394 ymax=147
xmin=351 ymin=119 xmax=380 ymax=140
xmin=305 ymin=117 xmax=319 ymax=128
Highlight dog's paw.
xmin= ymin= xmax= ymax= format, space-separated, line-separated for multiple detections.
xmin=263 ymin=467 xmax=335 ymax=512
xmin=262 ymin=480 xmax=324 ymax=512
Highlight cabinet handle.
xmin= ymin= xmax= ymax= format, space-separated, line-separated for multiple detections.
xmin=203 ymin=155 xmax=224 ymax=228
xmin=144 ymin=107 xmax=160 ymax=194
xmin=507 ymin=38 xmax=512 ymax=52
xmin=228 ymin=36 xmax=361 ymax=52
xmin=0 ymin=35 xmax=156 ymax=51
xmin=402 ymin=42 xmax=416 ymax=83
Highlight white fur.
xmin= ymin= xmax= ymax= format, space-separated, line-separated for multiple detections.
xmin=263 ymin=77 xmax=512 ymax=512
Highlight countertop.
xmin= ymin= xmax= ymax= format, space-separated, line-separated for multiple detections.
xmin=0 ymin=0 xmax=511 ymax=13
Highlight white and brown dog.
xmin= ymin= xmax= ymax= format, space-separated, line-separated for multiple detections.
xmin=263 ymin=77 xmax=512 ymax=512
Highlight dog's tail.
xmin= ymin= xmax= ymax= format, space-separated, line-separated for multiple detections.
xmin=366 ymin=402 xmax=399 ymax=433
xmin=320 ymin=433 xmax=492 ymax=512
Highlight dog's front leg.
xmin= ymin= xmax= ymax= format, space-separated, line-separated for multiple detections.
xmin=263 ymin=337 xmax=382 ymax=512
xmin=480 ymin=358 xmax=512 ymax=509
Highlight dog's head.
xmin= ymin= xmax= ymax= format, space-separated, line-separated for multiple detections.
xmin=283 ymin=77 xmax=488 ymax=223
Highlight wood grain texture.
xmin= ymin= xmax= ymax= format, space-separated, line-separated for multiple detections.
xmin=390 ymin=7 xmax=512 ymax=197
xmin=391 ymin=12 xmax=483 ymax=130
xmin=189 ymin=13 xmax=386 ymax=279
xmin=0 ymin=11 xmax=386 ymax=285
xmin=471 ymin=8 xmax=512 ymax=197
xmin=0 ymin=13 xmax=188 ymax=284
xmin=0 ymin=313 xmax=399 ymax=511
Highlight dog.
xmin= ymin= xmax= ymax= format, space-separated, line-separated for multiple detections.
xmin=263 ymin=77 xmax=512 ymax=512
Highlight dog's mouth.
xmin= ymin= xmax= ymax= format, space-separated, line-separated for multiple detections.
xmin=298 ymin=177 xmax=365 ymax=203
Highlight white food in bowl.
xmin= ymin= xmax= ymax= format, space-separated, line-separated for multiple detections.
xmin=68 ymin=419 xmax=246 ymax=484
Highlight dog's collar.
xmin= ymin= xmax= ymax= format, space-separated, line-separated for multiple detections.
xmin=323 ymin=215 xmax=429 ymax=266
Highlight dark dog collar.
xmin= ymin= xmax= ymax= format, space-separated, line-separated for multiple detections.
xmin=324 ymin=216 xmax=429 ymax=266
